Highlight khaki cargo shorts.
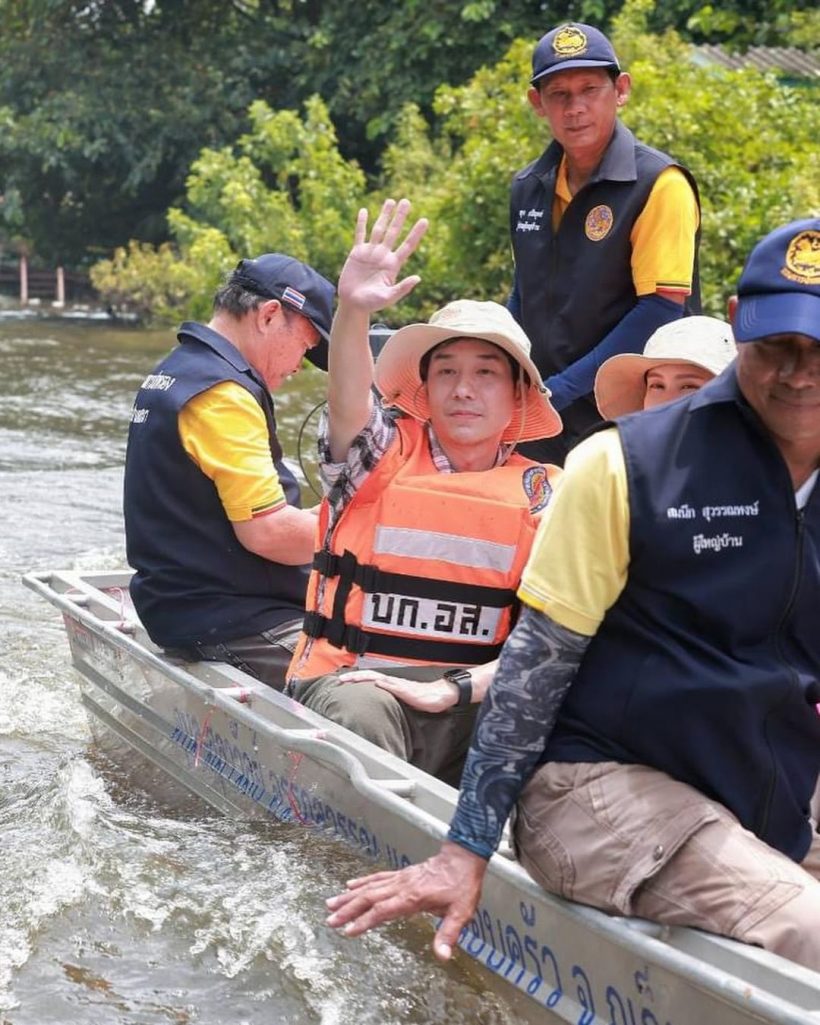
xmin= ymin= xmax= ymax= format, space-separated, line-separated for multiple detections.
xmin=514 ymin=761 xmax=820 ymax=971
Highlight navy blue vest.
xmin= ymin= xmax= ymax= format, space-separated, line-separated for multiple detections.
xmin=124 ymin=322 xmax=309 ymax=648
xmin=511 ymin=121 xmax=701 ymax=449
xmin=545 ymin=368 xmax=820 ymax=861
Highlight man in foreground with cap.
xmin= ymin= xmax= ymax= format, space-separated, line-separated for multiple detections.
xmin=325 ymin=217 xmax=820 ymax=969
xmin=286 ymin=198 xmax=562 ymax=785
xmin=510 ymin=21 xmax=701 ymax=464
xmin=594 ymin=315 xmax=736 ymax=417
xmin=124 ymin=253 xmax=334 ymax=689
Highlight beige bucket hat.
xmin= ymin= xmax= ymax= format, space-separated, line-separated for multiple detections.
xmin=594 ymin=316 xmax=737 ymax=419
xmin=374 ymin=299 xmax=562 ymax=443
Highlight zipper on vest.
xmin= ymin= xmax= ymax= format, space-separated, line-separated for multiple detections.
xmin=756 ymin=506 xmax=806 ymax=839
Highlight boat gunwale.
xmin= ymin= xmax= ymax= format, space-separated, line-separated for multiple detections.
xmin=22 ymin=568 xmax=820 ymax=1024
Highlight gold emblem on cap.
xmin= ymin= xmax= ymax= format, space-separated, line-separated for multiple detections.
xmin=585 ymin=205 xmax=614 ymax=241
xmin=553 ymin=26 xmax=588 ymax=58
xmin=782 ymin=229 xmax=820 ymax=286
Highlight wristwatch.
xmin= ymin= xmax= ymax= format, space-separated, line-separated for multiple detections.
xmin=442 ymin=667 xmax=473 ymax=707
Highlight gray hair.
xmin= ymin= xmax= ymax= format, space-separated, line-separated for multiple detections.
xmin=212 ymin=276 xmax=266 ymax=317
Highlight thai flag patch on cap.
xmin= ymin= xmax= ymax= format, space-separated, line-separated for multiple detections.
xmin=282 ymin=286 xmax=306 ymax=310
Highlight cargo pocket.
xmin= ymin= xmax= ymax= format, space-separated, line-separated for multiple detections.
xmin=514 ymin=761 xmax=723 ymax=915
xmin=611 ymin=803 xmax=721 ymax=915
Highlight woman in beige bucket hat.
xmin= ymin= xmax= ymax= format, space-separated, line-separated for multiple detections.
xmin=594 ymin=316 xmax=737 ymax=419
xmin=287 ymin=198 xmax=562 ymax=785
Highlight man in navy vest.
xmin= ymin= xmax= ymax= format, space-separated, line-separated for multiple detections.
xmin=325 ymin=218 xmax=820 ymax=971
xmin=509 ymin=22 xmax=701 ymax=464
xmin=124 ymin=255 xmax=334 ymax=689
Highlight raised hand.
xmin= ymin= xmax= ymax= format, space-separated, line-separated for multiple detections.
xmin=338 ymin=198 xmax=428 ymax=314
xmin=325 ymin=841 xmax=487 ymax=960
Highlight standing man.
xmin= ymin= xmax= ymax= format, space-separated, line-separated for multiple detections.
xmin=124 ymin=254 xmax=334 ymax=689
xmin=510 ymin=22 xmax=701 ymax=463
xmin=325 ymin=218 xmax=820 ymax=971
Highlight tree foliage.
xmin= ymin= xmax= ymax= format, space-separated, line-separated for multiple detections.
xmin=288 ymin=0 xmax=565 ymax=157
xmin=648 ymin=0 xmax=820 ymax=49
xmin=0 ymin=0 xmax=816 ymax=268
xmin=90 ymin=96 xmax=366 ymax=322
xmin=0 ymin=0 xmax=562 ymax=265
xmin=90 ymin=0 xmax=819 ymax=327
xmin=0 ymin=0 xmax=314 ymax=265
xmin=610 ymin=0 xmax=820 ymax=310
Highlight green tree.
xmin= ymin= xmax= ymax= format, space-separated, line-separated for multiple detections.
xmin=2 ymin=0 xmax=815 ymax=270
xmin=611 ymin=0 xmax=820 ymax=309
xmin=648 ymin=0 xmax=820 ymax=49
xmin=289 ymin=0 xmax=580 ymax=159
xmin=0 ymin=0 xmax=316 ymax=266
xmin=92 ymin=0 xmax=819 ymax=325
xmin=0 ymin=0 xmax=568 ymax=266
xmin=91 ymin=96 xmax=366 ymax=322
xmin=375 ymin=0 xmax=819 ymax=318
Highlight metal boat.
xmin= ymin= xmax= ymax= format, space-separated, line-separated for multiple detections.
xmin=23 ymin=568 xmax=820 ymax=1025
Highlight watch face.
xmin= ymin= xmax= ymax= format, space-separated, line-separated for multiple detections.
xmin=444 ymin=668 xmax=473 ymax=706
xmin=445 ymin=669 xmax=470 ymax=683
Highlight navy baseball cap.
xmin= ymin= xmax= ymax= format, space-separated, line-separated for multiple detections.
xmin=734 ymin=218 xmax=820 ymax=344
xmin=231 ymin=253 xmax=335 ymax=370
xmin=531 ymin=23 xmax=620 ymax=85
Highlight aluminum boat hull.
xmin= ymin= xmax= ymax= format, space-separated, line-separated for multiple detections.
xmin=23 ymin=569 xmax=820 ymax=1025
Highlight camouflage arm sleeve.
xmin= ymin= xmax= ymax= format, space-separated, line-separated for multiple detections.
xmin=447 ymin=605 xmax=590 ymax=860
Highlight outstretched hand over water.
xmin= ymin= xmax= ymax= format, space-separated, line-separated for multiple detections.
xmin=338 ymin=198 xmax=428 ymax=314
xmin=325 ymin=841 xmax=487 ymax=960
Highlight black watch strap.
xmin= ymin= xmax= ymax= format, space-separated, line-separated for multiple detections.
xmin=443 ymin=668 xmax=473 ymax=707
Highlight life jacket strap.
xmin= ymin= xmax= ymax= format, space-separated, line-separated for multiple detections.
xmin=301 ymin=611 xmax=504 ymax=664
xmin=312 ymin=548 xmax=516 ymax=607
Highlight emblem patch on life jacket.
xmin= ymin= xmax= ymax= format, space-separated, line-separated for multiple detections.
xmin=782 ymin=229 xmax=820 ymax=285
xmin=553 ymin=26 xmax=588 ymax=58
xmin=585 ymin=205 xmax=614 ymax=241
xmin=522 ymin=466 xmax=551 ymax=514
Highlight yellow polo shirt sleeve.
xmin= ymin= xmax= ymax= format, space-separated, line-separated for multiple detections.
xmin=631 ymin=166 xmax=699 ymax=296
xmin=553 ymin=162 xmax=699 ymax=298
xmin=177 ymin=381 xmax=286 ymax=523
xmin=518 ymin=428 xmax=630 ymax=636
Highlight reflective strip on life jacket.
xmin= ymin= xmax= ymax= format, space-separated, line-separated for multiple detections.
xmin=373 ymin=525 xmax=518 ymax=573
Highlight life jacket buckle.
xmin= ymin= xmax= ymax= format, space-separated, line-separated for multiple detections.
xmin=302 ymin=611 xmax=326 ymax=638
xmin=313 ymin=550 xmax=339 ymax=576
xmin=341 ymin=625 xmax=369 ymax=656
xmin=355 ymin=563 xmax=380 ymax=593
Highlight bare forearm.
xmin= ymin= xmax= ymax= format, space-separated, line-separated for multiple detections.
xmin=326 ymin=301 xmax=375 ymax=462
xmin=232 ymin=505 xmax=318 ymax=565
xmin=448 ymin=606 xmax=590 ymax=858
xmin=463 ymin=659 xmax=496 ymax=702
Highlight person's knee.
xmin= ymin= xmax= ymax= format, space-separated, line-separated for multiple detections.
xmin=314 ymin=680 xmax=410 ymax=757
xmin=635 ymin=813 xmax=820 ymax=972
xmin=321 ymin=681 xmax=383 ymax=729
xmin=743 ymin=886 xmax=820 ymax=972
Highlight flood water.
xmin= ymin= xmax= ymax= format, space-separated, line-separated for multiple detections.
xmin=0 ymin=314 xmax=526 ymax=1024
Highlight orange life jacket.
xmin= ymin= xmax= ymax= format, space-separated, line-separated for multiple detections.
xmin=288 ymin=418 xmax=560 ymax=680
